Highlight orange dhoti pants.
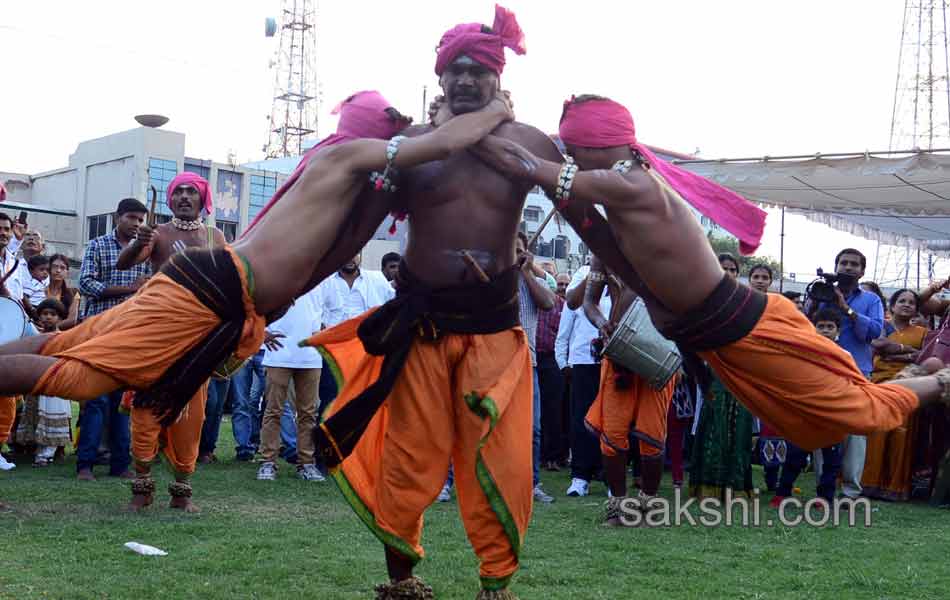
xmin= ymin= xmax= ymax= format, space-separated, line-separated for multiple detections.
xmin=700 ymin=294 xmax=919 ymax=451
xmin=585 ymin=359 xmax=676 ymax=457
xmin=0 ymin=396 xmax=17 ymax=444
xmin=311 ymin=313 xmax=533 ymax=591
xmin=33 ymin=246 xmax=265 ymax=402
xmin=127 ymin=383 xmax=208 ymax=477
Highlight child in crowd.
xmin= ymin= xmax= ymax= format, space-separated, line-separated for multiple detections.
xmin=769 ymin=308 xmax=846 ymax=507
xmin=31 ymin=299 xmax=73 ymax=466
xmin=21 ymin=254 xmax=50 ymax=319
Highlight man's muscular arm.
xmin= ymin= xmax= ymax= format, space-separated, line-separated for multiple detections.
xmin=116 ymin=225 xmax=155 ymax=270
xmin=583 ymin=256 xmax=611 ymax=337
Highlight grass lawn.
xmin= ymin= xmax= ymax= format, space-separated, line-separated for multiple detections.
xmin=3 ymin=416 xmax=950 ymax=600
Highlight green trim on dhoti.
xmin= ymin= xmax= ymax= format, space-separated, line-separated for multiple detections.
xmin=480 ymin=574 xmax=514 ymax=592
xmin=464 ymin=391 xmax=522 ymax=560
xmin=329 ymin=467 xmax=422 ymax=564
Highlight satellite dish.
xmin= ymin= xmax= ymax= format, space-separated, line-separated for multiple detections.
xmin=135 ymin=114 xmax=170 ymax=128
xmin=265 ymin=17 xmax=277 ymax=37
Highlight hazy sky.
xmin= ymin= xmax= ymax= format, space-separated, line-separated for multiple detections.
xmin=2 ymin=1 xmax=937 ymax=284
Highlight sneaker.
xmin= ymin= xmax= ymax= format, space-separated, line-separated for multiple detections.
xmin=566 ymin=478 xmax=589 ymax=497
xmin=257 ymin=461 xmax=277 ymax=481
xmin=437 ymin=484 xmax=452 ymax=502
xmin=297 ymin=464 xmax=326 ymax=482
xmin=534 ymin=484 xmax=555 ymax=504
xmin=0 ymin=453 xmax=15 ymax=471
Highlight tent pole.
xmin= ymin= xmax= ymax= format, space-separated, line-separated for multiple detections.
xmin=779 ymin=207 xmax=785 ymax=292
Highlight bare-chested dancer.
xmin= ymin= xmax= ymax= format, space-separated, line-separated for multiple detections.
xmin=300 ymin=7 xmax=564 ymax=599
xmin=111 ymin=173 xmax=225 ymax=512
xmin=471 ymin=94 xmax=948 ymax=479
xmin=0 ymin=89 xmax=514 ymax=485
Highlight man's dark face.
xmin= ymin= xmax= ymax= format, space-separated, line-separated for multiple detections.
xmin=22 ymin=233 xmax=43 ymax=257
xmin=556 ymin=275 xmax=570 ymax=297
xmin=341 ymin=254 xmax=361 ymax=275
xmin=171 ymin=184 xmax=202 ymax=220
xmin=116 ymin=211 xmax=145 ymax=239
xmin=835 ymin=252 xmax=865 ymax=279
xmin=441 ymin=55 xmax=499 ymax=114
xmin=0 ymin=219 xmax=11 ymax=251
xmin=382 ymin=260 xmax=399 ymax=282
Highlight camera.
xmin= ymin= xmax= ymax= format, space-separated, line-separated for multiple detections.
xmin=805 ymin=268 xmax=858 ymax=304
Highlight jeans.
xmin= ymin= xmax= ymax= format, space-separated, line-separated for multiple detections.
xmin=532 ymin=367 xmax=541 ymax=487
xmin=76 ymin=390 xmax=130 ymax=474
xmin=569 ymin=364 xmax=602 ymax=482
xmin=200 ymin=378 xmax=231 ymax=456
xmin=231 ymin=352 xmax=265 ymax=457
xmin=537 ymin=352 xmax=567 ymax=463
xmin=777 ymin=442 xmax=843 ymax=502
xmin=317 ymin=367 xmax=338 ymax=420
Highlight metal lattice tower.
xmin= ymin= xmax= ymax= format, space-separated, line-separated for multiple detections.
xmin=264 ymin=0 xmax=319 ymax=158
xmin=889 ymin=0 xmax=950 ymax=150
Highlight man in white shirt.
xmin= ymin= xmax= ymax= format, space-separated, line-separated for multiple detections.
xmin=257 ymin=283 xmax=334 ymax=482
xmin=0 ymin=213 xmax=23 ymax=303
xmin=322 ymin=252 xmax=396 ymax=328
xmin=555 ymin=267 xmax=611 ymax=497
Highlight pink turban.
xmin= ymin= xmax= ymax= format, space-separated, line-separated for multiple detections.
xmin=242 ymin=91 xmax=403 ymax=236
xmin=167 ymin=172 xmax=213 ymax=215
xmin=0 ymin=182 xmax=6 ymax=202
xmin=558 ymin=97 xmax=767 ymax=255
xmin=434 ymin=4 xmax=526 ymax=76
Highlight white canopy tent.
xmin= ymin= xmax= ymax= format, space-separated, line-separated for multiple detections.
xmin=678 ymin=149 xmax=950 ymax=251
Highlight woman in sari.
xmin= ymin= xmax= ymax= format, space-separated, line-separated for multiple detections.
xmin=688 ymin=254 xmax=755 ymax=499
xmin=862 ymin=289 xmax=927 ymax=500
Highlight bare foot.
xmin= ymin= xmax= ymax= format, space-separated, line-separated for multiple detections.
xmin=169 ymin=496 xmax=200 ymax=513
xmin=126 ymin=493 xmax=153 ymax=512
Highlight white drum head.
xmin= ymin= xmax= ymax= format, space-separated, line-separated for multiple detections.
xmin=0 ymin=297 xmax=28 ymax=344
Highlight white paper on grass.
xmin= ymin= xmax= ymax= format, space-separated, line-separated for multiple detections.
xmin=124 ymin=542 xmax=167 ymax=556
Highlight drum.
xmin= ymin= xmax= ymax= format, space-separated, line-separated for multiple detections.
xmin=0 ymin=296 xmax=28 ymax=344
xmin=212 ymin=354 xmax=249 ymax=380
xmin=601 ymin=297 xmax=682 ymax=390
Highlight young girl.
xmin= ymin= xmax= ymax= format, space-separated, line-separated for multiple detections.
xmin=31 ymin=298 xmax=73 ymax=466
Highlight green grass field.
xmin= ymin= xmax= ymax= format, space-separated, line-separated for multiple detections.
xmin=3 ymin=417 xmax=949 ymax=600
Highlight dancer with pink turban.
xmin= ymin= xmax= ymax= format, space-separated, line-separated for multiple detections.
xmin=472 ymin=94 xmax=948 ymax=487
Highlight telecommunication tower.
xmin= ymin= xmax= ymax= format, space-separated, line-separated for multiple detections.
xmin=889 ymin=0 xmax=950 ymax=151
xmin=263 ymin=0 xmax=319 ymax=158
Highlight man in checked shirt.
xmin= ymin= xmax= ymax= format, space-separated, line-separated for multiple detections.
xmin=74 ymin=198 xmax=151 ymax=483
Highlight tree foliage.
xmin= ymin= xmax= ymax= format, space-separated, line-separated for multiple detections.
xmin=708 ymin=233 xmax=783 ymax=278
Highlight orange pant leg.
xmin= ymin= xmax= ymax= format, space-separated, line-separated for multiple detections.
xmin=700 ymin=295 xmax=919 ymax=451
xmin=585 ymin=360 xmax=636 ymax=457
xmin=451 ymin=329 xmax=533 ymax=589
xmin=630 ymin=375 xmax=676 ymax=457
xmin=33 ymin=359 xmax=124 ymax=402
xmin=160 ymin=382 xmax=208 ymax=477
xmin=0 ymin=396 xmax=17 ymax=444
xmin=131 ymin=404 xmax=163 ymax=468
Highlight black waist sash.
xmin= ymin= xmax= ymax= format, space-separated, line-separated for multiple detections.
xmin=659 ymin=274 xmax=767 ymax=352
xmin=132 ymin=248 xmax=248 ymax=426
xmin=315 ymin=263 xmax=521 ymax=468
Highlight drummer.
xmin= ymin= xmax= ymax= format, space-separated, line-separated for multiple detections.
xmin=114 ymin=174 xmax=225 ymax=513
xmin=581 ymin=255 xmax=677 ymax=526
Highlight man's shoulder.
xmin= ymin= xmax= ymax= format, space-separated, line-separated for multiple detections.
xmin=497 ymin=121 xmax=560 ymax=156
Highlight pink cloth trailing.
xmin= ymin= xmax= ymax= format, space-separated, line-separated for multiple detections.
xmin=166 ymin=172 xmax=213 ymax=215
xmin=558 ymin=97 xmax=766 ymax=254
xmin=242 ymin=91 xmax=403 ymax=236
xmin=434 ymin=4 xmax=526 ymax=76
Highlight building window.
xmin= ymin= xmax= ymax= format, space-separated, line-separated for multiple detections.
xmin=148 ymin=158 xmax=178 ymax=217
xmin=523 ymin=206 xmax=542 ymax=222
xmin=248 ymin=174 xmax=278 ymax=226
xmin=87 ymin=214 xmax=110 ymax=240
xmin=217 ymin=221 xmax=238 ymax=243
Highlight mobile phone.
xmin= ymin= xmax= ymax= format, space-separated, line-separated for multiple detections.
xmin=17 ymin=211 xmax=27 ymax=225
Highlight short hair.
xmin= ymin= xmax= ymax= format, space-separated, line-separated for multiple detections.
xmin=35 ymin=298 xmax=67 ymax=319
xmin=516 ymin=231 xmax=529 ymax=247
xmin=889 ymin=288 xmax=919 ymax=309
xmin=717 ymin=253 xmax=739 ymax=270
xmin=27 ymin=254 xmax=50 ymax=271
xmin=380 ymin=252 xmax=401 ymax=269
xmin=117 ymin=197 xmax=148 ymax=215
xmin=0 ymin=212 xmax=12 ymax=227
xmin=748 ymin=263 xmax=773 ymax=280
xmin=813 ymin=307 xmax=843 ymax=328
xmin=835 ymin=248 xmax=867 ymax=270
xmin=781 ymin=291 xmax=802 ymax=301
xmin=49 ymin=253 xmax=71 ymax=269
